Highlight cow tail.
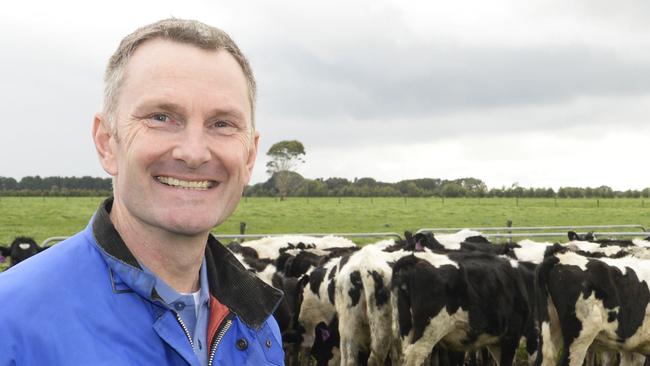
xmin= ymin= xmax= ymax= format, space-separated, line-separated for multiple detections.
xmin=534 ymin=252 xmax=561 ymax=366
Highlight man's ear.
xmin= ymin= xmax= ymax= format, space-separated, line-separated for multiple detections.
xmin=244 ymin=130 xmax=260 ymax=184
xmin=92 ymin=113 xmax=118 ymax=176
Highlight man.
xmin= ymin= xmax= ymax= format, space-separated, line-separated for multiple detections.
xmin=0 ymin=18 xmax=284 ymax=365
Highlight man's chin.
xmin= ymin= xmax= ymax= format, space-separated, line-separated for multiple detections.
xmin=160 ymin=219 xmax=218 ymax=239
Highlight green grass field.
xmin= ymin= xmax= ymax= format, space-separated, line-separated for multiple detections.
xmin=1 ymin=196 xmax=649 ymax=245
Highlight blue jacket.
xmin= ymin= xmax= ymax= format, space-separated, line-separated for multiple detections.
xmin=0 ymin=198 xmax=285 ymax=365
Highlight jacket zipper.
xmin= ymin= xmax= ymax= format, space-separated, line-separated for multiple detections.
xmin=208 ymin=317 xmax=234 ymax=366
xmin=174 ymin=312 xmax=195 ymax=349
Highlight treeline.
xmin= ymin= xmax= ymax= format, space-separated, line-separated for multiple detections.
xmin=0 ymin=176 xmax=112 ymax=196
xmin=2 ymin=175 xmax=650 ymax=198
xmin=245 ymin=173 xmax=650 ymax=199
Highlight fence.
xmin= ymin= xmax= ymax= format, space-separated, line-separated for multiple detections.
xmin=416 ymin=224 xmax=648 ymax=243
xmin=40 ymin=223 xmax=649 ymax=247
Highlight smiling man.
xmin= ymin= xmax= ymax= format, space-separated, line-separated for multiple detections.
xmin=0 ymin=19 xmax=284 ymax=365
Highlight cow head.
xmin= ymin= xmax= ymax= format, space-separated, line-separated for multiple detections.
xmin=7 ymin=236 xmax=44 ymax=267
xmin=386 ymin=231 xmax=443 ymax=252
xmin=568 ymin=231 xmax=595 ymax=242
xmin=271 ymin=272 xmax=309 ymax=346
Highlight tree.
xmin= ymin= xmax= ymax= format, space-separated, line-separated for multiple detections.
xmin=266 ymin=140 xmax=306 ymax=200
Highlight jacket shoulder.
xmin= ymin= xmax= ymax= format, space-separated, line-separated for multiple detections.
xmin=0 ymin=230 xmax=106 ymax=312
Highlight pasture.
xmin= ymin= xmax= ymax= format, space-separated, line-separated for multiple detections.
xmin=1 ymin=196 xmax=649 ymax=245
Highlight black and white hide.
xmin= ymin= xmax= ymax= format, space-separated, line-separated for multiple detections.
xmin=536 ymin=244 xmax=650 ymax=366
xmin=391 ymin=250 xmax=530 ymax=366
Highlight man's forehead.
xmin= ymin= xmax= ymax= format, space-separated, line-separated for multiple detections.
xmin=118 ymin=38 xmax=252 ymax=118
xmin=124 ymin=39 xmax=242 ymax=80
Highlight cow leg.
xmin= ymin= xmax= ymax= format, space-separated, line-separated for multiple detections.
xmin=558 ymin=326 xmax=599 ymax=366
xmin=338 ymin=308 xmax=370 ymax=366
xmin=600 ymin=350 xmax=613 ymax=366
xmin=584 ymin=348 xmax=595 ymax=366
xmin=402 ymin=323 xmax=451 ymax=366
xmin=524 ymin=334 xmax=538 ymax=366
xmin=486 ymin=345 xmax=501 ymax=366
xmin=365 ymin=299 xmax=392 ymax=365
xmin=496 ymin=335 xmax=521 ymax=366
xmin=538 ymin=309 xmax=563 ymax=365
xmin=337 ymin=291 xmax=370 ymax=366
xmin=448 ymin=350 xmax=465 ymax=366
xmin=428 ymin=346 xmax=440 ymax=366
xmin=467 ymin=350 xmax=477 ymax=366
xmin=620 ymin=352 xmax=646 ymax=366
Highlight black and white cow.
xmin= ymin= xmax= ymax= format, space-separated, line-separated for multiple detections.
xmin=227 ymin=235 xmax=359 ymax=365
xmin=391 ymin=250 xmax=531 ymax=366
xmin=298 ymin=236 xmax=415 ymax=366
xmin=0 ymin=236 xmax=46 ymax=268
xmin=536 ymin=243 xmax=650 ymax=366
xmin=334 ymin=240 xmax=408 ymax=366
xmin=298 ymin=254 xmax=346 ymax=365
xmin=226 ymin=236 xmax=349 ymax=365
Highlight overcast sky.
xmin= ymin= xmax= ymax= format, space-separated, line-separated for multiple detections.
xmin=2 ymin=0 xmax=649 ymax=190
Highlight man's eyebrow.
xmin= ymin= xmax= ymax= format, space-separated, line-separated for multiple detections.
xmin=132 ymin=101 xmax=188 ymax=116
xmin=132 ymin=100 xmax=246 ymax=121
xmin=205 ymin=106 xmax=246 ymax=122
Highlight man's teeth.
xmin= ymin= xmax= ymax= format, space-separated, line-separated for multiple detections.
xmin=156 ymin=176 xmax=213 ymax=190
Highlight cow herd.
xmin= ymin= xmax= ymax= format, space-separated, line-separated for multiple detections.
xmin=4 ymin=231 xmax=650 ymax=366
xmin=229 ymin=231 xmax=650 ymax=366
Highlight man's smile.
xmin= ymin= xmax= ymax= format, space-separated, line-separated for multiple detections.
xmin=155 ymin=176 xmax=216 ymax=190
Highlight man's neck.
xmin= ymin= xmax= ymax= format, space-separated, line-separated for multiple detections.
xmin=109 ymin=203 xmax=206 ymax=293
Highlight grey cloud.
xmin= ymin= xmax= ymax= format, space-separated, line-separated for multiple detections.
xmin=255 ymin=42 xmax=650 ymax=122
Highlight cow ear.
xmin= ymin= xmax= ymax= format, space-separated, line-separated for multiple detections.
xmin=0 ymin=246 xmax=9 ymax=256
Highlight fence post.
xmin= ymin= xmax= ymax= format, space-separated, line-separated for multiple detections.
xmin=597 ymin=199 xmax=600 ymax=208
xmin=506 ymin=220 xmax=513 ymax=244
xmin=239 ymin=222 xmax=247 ymax=235
xmin=338 ymin=197 xmax=341 ymax=204
xmin=516 ymin=198 xmax=519 ymax=207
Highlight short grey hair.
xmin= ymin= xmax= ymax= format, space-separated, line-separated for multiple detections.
xmin=102 ymin=18 xmax=256 ymax=132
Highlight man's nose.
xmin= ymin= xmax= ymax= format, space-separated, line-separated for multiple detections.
xmin=172 ymin=124 xmax=211 ymax=168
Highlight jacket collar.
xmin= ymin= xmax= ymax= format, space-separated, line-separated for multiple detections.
xmin=92 ymin=197 xmax=283 ymax=330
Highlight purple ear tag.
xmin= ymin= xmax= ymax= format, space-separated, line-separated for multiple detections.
xmin=0 ymin=255 xmax=5 ymax=263
xmin=319 ymin=328 xmax=331 ymax=341
xmin=415 ymin=240 xmax=424 ymax=251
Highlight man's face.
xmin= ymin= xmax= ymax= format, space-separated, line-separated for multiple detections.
xmin=97 ymin=39 xmax=258 ymax=237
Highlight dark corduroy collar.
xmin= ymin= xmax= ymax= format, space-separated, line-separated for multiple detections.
xmin=92 ymin=197 xmax=283 ymax=330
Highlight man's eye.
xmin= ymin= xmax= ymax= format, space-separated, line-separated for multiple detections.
xmin=151 ymin=114 xmax=170 ymax=123
xmin=211 ymin=120 xmax=238 ymax=135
